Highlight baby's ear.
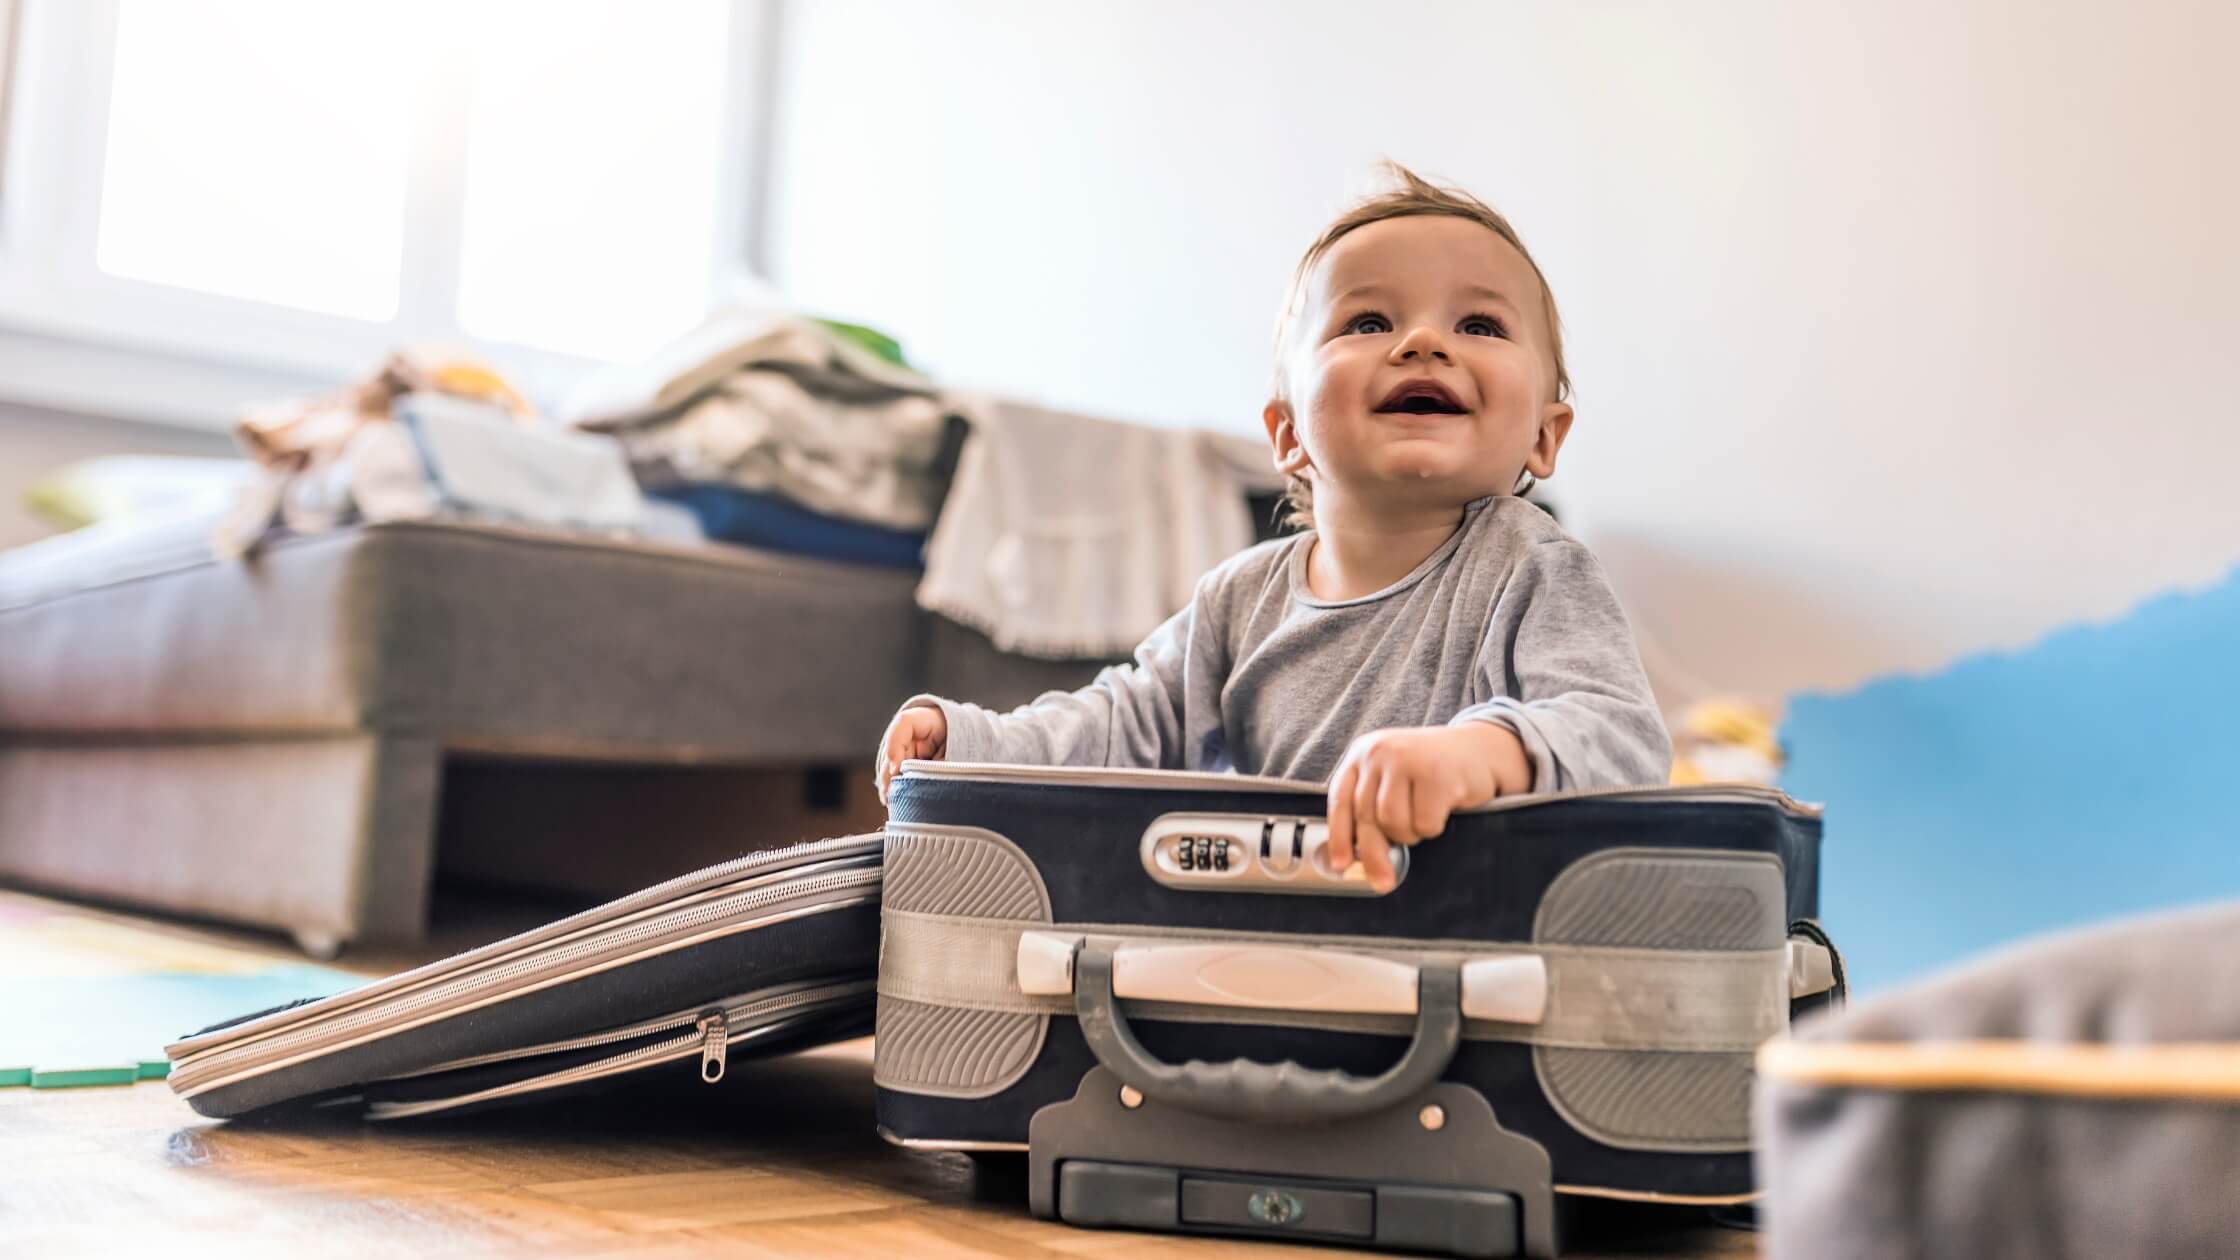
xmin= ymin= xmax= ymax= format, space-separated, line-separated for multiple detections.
xmin=1524 ymin=401 xmax=1574 ymax=481
xmin=1263 ymin=400 xmax=1312 ymax=476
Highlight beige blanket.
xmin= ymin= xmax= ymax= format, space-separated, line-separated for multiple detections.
xmin=919 ymin=399 xmax=1281 ymax=660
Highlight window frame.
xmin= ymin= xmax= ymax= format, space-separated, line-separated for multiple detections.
xmin=0 ymin=0 xmax=778 ymax=426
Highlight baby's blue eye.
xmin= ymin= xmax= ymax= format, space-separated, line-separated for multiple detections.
xmin=1459 ymin=314 xmax=1506 ymax=338
xmin=1345 ymin=313 xmax=1392 ymax=335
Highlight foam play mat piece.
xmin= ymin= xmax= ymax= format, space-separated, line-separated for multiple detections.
xmin=1781 ymin=563 xmax=2240 ymax=995
xmin=0 ymin=894 xmax=359 ymax=1089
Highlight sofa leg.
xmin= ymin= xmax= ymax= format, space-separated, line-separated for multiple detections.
xmin=351 ymin=735 xmax=443 ymax=945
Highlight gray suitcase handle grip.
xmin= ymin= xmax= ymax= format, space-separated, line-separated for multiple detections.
xmin=1071 ymin=938 xmax=1462 ymax=1124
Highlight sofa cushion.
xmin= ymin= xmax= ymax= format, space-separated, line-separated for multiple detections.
xmin=0 ymin=517 xmax=922 ymax=763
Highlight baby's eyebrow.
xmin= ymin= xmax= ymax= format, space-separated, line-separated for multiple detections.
xmin=1327 ymin=281 xmax=1520 ymax=314
xmin=1462 ymin=284 xmax=1519 ymax=312
xmin=1330 ymin=283 xmax=1394 ymax=304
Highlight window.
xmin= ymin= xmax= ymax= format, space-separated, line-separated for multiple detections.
xmin=0 ymin=0 xmax=768 ymax=407
xmin=97 ymin=2 xmax=416 ymax=321
xmin=454 ymin=1 xmax=733 ymax=362
xmin=0 ymin=0 xmax=22 ymax=199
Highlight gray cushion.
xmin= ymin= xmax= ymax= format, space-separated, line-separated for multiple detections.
xmin=0 ymin=518 xmax=922 ymax=763
xmin=920 ymin=614 xmax=1113 ymax=715
xmin=1756 ymin=902 xmax=2240 ymax=1259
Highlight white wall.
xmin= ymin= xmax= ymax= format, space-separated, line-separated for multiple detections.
xmin=766 ymin=0 xmax=2240 ymax=700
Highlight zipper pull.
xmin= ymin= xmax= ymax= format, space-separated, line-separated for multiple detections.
xmin=696 ymin=1010 xmax=728 ymax=1084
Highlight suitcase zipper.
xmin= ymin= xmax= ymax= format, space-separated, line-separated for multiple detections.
xmin=169 ymin=865 xmax=880 ymax=1098
xmin=697 ymin=1009 xmax=729 ymax=1083
xmin=169 ymin=835 xmax=885 ymax=1059
xmin=901 ymin=762 xmax=1819 ymax=815
xmin=383 ymin=977 xmax=869 ymax=1078
xmin=361 ymin=979 xmax=873 ymax=1120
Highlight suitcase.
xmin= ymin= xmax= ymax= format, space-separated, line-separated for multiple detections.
xmin=167 ymin=835 xmax=883 ymax=1118
xmin=875 ymin=763 xmax=1838 ymax=1259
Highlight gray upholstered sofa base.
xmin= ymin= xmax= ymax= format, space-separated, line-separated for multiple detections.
xmin=0 ymin=517 xmax=1105 ymax=951
xmin=0 ymin=735 xmax=439 ymax=954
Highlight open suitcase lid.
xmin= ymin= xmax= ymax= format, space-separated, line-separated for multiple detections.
xmin=901 ymin=761 xmax=1822 ymax=818
xmin=167 ymin=833 xmax=884 ymax=1116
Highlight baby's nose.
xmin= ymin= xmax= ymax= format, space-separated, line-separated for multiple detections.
xmin=1395 ymin=328 xmax=1451 ymax=361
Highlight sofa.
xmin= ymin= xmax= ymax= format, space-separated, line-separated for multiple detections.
xmin=0 ymin=514 xmax=1105 ymax=953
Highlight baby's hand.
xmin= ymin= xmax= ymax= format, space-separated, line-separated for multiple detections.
xmin=876 ymin=705 xmax=948 ymax=804
xmin=1325 ymin=723 xmax=1532 ymax=892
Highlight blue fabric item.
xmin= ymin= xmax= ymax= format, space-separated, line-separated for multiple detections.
xmin=653 ymin=485 xmax=926 ymax=571
xmin=1780 ymin=562 xmax=2240 ymax=996
xmin=1 ymin=966 xmax=358 ymax=1087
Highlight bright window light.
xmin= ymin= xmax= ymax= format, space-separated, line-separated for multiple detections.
xmin=96 ymin=0 xmax=416 ymax=320
xmin=456 ymin=0 xmax=731 ymax=361
xmin=92 ymin=0 xmax=734 ymax=361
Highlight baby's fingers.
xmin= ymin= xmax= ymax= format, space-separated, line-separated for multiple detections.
xmin=1354 ymin=827 xmax=1397 ymax=893
xmin=1411 ymin=781 xmax=1456 ymax=843
xmin=1326 ymin=763 xmax=1360 ymax=873
xmin=1352 ymin=771 xmax=1397 ymax=892
xmin=875 ymin=747 xmax=897 ymax=805
xmin=875 ymin=719 xmax=918 ymax=804
xmin=1375 ymin=771 xmax=1421 ymax=846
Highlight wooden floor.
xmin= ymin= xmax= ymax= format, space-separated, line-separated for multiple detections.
xmin=0 ymin=897 xmax=1756 ymax=1260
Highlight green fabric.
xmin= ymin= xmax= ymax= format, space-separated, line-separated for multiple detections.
xmin=21 ymin=456 xmax=255 ymax=531
xmin=813 ymin=317 xmax=911 ymax=368
xmin=22 ymin=469 xmax=103 ymax=531
xmin=31 ymin=1066 xmax=141 ymax=1088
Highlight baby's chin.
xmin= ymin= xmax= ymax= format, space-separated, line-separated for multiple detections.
xmin=1367 ymin=445 xmax=1479 ymax=484
xmin=1356 ymin=456 xmax=1509 ymax=505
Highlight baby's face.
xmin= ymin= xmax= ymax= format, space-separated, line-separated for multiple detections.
xmin=1273 ymin=215 xmax=1570 ymax=516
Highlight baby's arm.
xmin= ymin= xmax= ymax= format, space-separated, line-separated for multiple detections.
xmin=1451 ymin=540 xmax=1672 ymax=791
xmin=1323 ymin=541 xmax=1670 ymax=890
xmin=1323 ymin=722 xmax=1530 ymax=891
xmin=874 ymin=600 xmax=1196 ymax=800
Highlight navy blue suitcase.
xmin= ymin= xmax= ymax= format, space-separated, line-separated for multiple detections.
xmin=875 ymin=763 xmax=1835 ymax=1258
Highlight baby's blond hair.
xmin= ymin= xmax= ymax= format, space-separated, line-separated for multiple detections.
xmin=1271 ymin=162 xmax=1569 ymax=528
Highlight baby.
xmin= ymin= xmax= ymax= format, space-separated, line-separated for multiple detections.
xmin=877 ymin=163 xmax=1670 ymax=890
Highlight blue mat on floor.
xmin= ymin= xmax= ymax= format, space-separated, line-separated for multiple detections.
xmin=0 ymin=897 xmax=358 ymax=1089
xmin=2 ymin=969 xmax=357 ymax=1087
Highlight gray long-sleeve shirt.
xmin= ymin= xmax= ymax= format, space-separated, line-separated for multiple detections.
xmin=910 ymin=495 xmax=1671 ymax=791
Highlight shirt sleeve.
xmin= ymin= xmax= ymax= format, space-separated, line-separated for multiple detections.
xmin=901 ymin=599 xmax=1196 ymax=770
xmin=1450 ymin=540 xmax=1673 ymax=791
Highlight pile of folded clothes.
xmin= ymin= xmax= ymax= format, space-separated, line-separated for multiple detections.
xmin=220 ymin=310 xmax=1286 ymax=665
xmin=216 ymin=348 xmax=661 ymax=557
xmin=564 ymin=313 xmax=962 ymax=570
xmin=566 ymin=309 xmax=1285 ymax=658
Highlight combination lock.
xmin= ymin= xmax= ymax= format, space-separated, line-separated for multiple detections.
xmin=1172 ymin=834 xmax=1233 ymax=872
xmin=1138 ymin=813 xmax=1404 ymax=896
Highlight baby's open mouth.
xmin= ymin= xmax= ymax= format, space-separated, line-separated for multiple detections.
xmin=1374 ymin=380 xmax=1468 ymax=415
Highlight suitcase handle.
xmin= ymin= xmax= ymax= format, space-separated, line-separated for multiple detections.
xmin=1072 ymin=938 xmax=1463 ymax=1124
xmin=1018 ymin=931 xmax=1548 ymax=1024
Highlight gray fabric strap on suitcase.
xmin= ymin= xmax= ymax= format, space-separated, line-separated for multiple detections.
xmin=876 ymin=824 xmax=1790 ymax=1148
xmin=878 ymin=909 xmax=1787 ymax=1053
